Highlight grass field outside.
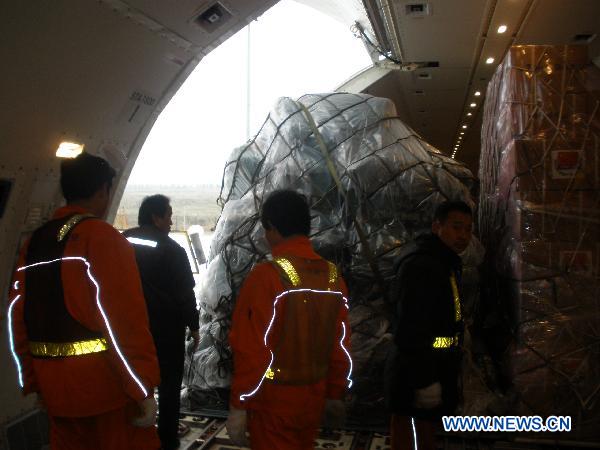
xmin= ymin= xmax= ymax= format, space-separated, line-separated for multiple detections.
xmin=115 ymin=184 xmax=222 ymax=232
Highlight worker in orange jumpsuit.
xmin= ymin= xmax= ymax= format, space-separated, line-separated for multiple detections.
xmin=7 ymin=152 xmax=160 ymax=449
xmin=226 ymin=190 xmax=353 ymax=450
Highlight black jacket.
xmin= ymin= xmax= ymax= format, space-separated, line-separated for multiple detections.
xmin=384 ymin=233 xmax=464 ymax=418
xmin=123 ymin=226 xmax=200 ymax=342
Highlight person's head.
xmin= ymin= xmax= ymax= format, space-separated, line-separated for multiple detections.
xmin=260 ymin=190 xmax=311 ymax=247
xmin=138 ymin=194 xmax=172 ymax=234
xmin=60 ymin=152 xmax=116 ymax=218
xmin=432 ymin=200 xmax=473 ymax=254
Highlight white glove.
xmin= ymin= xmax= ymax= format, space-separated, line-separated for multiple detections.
xmin=131 ymin=396 xmax=158 ymax=427
xmin=322 ymin=399 xmax=346 ymax=429
xmin=226 ymin=406 xmax=249 ymax=447
xmin=414 ymin=382 xmax=442 ymax=409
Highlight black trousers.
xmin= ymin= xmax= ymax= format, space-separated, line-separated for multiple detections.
xmin=155 ymin=333 xmax=185 ymax=450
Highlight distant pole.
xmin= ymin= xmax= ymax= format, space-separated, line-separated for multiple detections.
xmin=246 ymin=23 xmax=251 ymax=140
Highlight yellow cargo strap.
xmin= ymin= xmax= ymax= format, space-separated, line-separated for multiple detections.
xmin=273 ymin=257 xmax=301 ymax=287
xmin=327 ymin=261 xmax=338 ymax=288
xmin=449 ymin=274 xmax=462 ymax=322
xmin=295 ymin=100 xmax=385 ymax=296
xmin=29 ymin=338 xmax=108 ymax=357
xmin=432 ymin=335 xmax=458 ymax=349
xmin=57 ymin=214 xmax=95 ymax=242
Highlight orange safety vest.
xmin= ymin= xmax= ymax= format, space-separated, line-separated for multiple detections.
xmin=23 ymin=214 xmax=108 ymax=358
xmin=264 ymin=256 xmax=346 ymax=385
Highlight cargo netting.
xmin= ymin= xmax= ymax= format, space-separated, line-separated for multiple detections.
xmin=183 ymin=92 xmax=476 ymax=425
xmin=479 ymin=45 xmax=600 ymax=440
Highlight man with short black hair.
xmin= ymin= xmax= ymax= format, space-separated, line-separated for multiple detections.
xmin=8 ymin=152 xmax=160 ymax=449
xmin=384 ymin=200 xmax=473 ymax=450
xmin=226 ymin=189 xmax=353 ymax=449
xmin=124 ymin=194 xmax=200 ymax=450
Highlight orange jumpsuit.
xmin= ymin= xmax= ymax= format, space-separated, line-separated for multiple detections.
xmin=8 ymin=205 xmax=160 ymax=449
xmin=229 ymin=236 xmax=351 ymax=450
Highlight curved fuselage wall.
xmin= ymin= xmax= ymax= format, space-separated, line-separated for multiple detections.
xmin=0 ymin=0 xmax=277 ymax=429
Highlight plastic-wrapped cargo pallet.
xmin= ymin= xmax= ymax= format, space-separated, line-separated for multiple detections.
xmin=479 ymin=45 xmax=600 ymax=439
xmin=184 ymin=92 xmax=475 ymax=424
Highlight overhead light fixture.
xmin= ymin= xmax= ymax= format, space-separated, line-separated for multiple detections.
xmin=474 ymin=91 xmax=481 ymax=96
xmin=462 ymin=125 xmax=467 ymax=129
xmin=497 ymin=25 xmax=507 ymax=34
xmin=56 ymin=142 xmax=84 ymax=159
xmin=460 ymin=132 xmax=465 ymax=135
xmin=486 ymin=57 xmax=495 ymax=64
xmin=467 ymin=112 xmax=473 ymax=116
xmin=470 ymin=103 xmax=476 ymax=108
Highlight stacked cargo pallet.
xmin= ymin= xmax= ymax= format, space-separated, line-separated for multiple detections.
xmin=479 ymin=45 xmax=600 ymax=439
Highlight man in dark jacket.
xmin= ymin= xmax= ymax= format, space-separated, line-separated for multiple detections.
xmin=384 ymin=200 xmax=473 ymax=450
xmin=124 ymin=194 xmax=200 ymax=450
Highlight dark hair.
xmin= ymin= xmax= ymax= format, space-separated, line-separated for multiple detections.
xmin=433 ymin=200 xmax=473 ymax=223
xmin=60 ymin=152 xmax=116 ymax=202
xmin=260 ymin=190 xmax=311 ymax=237
xmin=138 ymin=194 xmax=171 ymax=226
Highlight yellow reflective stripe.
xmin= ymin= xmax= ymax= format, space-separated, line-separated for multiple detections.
xmin=29 ymin=338 xmax=108 ymax=357
xmin=327 ymin=261 xmax=338 ymax=287
xmin=432 ymin=336 xmax=456 ymax=349
xmin=57 ymin=214 xmax=94 ymax=242
xmin=273 ymin=257 xmax=301 ymax=287
xmin=449 ymin=274 xmax=462 ymax=322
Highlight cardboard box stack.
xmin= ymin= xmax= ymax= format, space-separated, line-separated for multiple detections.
xmin=479 ymin=45 xmax=600 ymax=438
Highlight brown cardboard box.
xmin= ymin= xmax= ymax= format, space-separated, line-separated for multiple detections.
xmin=498 ymin=139 xmax=600 ymax=193
xmin=508 ymin=190 xmax=600 ymax=241
xmin=513 ymin=240 xmax=599 ymax=279
xmin=508 ymin=45 xmax=588 ymax=69
xmin=493 ymin=45 xmax=594 ymax=141
xmin=480 ymin=46 xmax=600 ymax=438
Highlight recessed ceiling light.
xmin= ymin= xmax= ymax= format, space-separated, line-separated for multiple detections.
xmin=474 ymin=91 xmax=481 ymax=96
xmin=460 ymin=132 xmax=465 ymax=135
xmin=467 ymin=112 xmax=473 ymax=116
xmin=497 ymin=25 xmax=507 ymax=34
xmin=470 ymin=103 xmax=476 ymax=108
xmin=462 ymin=125 xmax=467 ymax=129
xmin=486 ymin=57 xmax=495 ymax=64
xmin=56 ymin=142 xmax=84 ymax=159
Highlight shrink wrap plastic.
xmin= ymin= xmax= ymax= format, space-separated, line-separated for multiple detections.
xmin=185 ymin=92 xmax=475 ymax=423
xmin=479 ymin=45 xmax=600 ymax=438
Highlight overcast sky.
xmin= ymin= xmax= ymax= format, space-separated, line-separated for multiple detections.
xmin=126 ymin=0 xmax=371 ymax=186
